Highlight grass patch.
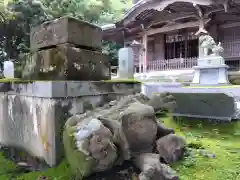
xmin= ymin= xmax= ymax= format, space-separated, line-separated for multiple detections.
xmin=15 ymin=160 xmax=73 ymax=180
xmin=0 ymin=78 xmax=20 ymax=83
xmin=0 ymin=116 xmax=239 ymax=179
xmin=0 ymin=154 xmax=73 ymax=180
xmin=0 ymin=78 xmax=35 ymax=84
xmin=0 ymin=78 xmax=142 ymax=84
xmin=0 ymin=152 xmax=19 ymax=179
xmin=161 ymin=116 xmax=240 ymax=180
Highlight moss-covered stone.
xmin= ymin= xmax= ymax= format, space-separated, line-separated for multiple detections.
xmin=21 ymin=44 xmax=110 ymax=81
xmin=30 ymin=16 xmax=102 ymax=51
xmin=63 ymin=125 xmax=94 ymax=179
xmin=62 ymin=93 xmax=178 ymax=179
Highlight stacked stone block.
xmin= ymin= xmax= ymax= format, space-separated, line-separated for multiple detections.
xmin=0 ymin=17 xmax=141 ymax=168
xmin=23 ymin=16 xmax=110 ymax=80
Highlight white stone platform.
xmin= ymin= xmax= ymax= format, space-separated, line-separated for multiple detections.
xmin=142 ymin=82 xmax=240 ymax=121
xmin=192 ymin=64 xmax=230 ymax=85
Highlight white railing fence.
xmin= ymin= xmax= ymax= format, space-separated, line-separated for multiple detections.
xmin=147 ymin=57 xmax=198 ymax=71
xmin=121 ymin=58 xmax=240 ymax=75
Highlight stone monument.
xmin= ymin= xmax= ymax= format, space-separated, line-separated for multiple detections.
xmin=117 ymin=47 xmax=134 ymax=79
xmin=3 ymin=60 xmax=14 ymax=78
xmin=22 ymin=16 xmax=110 ymax=80
xmin=0 ymin=16 xmax=141 ymax=169
xmin=192 ymin=34 xmax=230 ymax=85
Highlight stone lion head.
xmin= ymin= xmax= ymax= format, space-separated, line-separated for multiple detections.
xmin=64 ymin=116 xmax=118 ymax=177
xmin=74 ymin=118 xmax=118 ymax=172
xmin=199 ymin=34 xmax=216 ymax=48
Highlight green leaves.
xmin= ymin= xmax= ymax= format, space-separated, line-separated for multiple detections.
xmin=39 ymin=0 xmax=130 ymax=24
xmin=0 ymin=0 xmax=130 ymax=70
xmin=102 ymin=41 xmax=121 ymax=66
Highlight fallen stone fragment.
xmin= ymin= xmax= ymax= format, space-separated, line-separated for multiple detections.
xmin=156 ymin=134 xmax=186 ymax=164
xmin=134 ymin=153 xmax=179 ymax=180
xmin=63 ymin=93 xmax=182 ymax=178
xmin=198 ymin=149 xmax=216 ymax=159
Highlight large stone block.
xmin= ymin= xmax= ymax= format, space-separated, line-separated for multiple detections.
xmin=141 ymin=82 xmax=240 ymax=120
xmin=9 ymin=81 xmax=141 ymax=97
xmin=30 ymin=16 xmax=102 ymax=51
xmin=22 ymin=43 xmax=110 ymax=80
xmin=170 ymin=93 xmax=235 ymax=121
xmin=0 ymin=81 xmax=141 ymax=167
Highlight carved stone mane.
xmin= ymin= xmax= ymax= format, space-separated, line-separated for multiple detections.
xmin=199 ymin=34 xmax=224 ymax=57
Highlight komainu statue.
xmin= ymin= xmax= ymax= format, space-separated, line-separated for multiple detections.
xmin=63 ymin=93 xmax=186 ymax=180
xmin=199 ymin=34 xmax=224 ymax=57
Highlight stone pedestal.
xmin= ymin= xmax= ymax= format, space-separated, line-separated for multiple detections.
xmin=197 ymin=56 xmax=225 ymax=66
xmin=0 ymin=81 xmax=141 ymax=167
xmin=192 ymin=53 xmax=230 ymax=85
xmin=192 ymin=64 xmax=229 ymax=85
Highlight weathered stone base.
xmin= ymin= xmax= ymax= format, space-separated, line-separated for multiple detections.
xmin=142 ymin=82 xmax=240 ymax=121
xmin=0 ymin=81 xmax=140 ymax=166
xmin=192 ymin=64 xmax=230 ymax=85
xmin=10 ymin=81 xmax=140 ymax=97
xmin=22 ymin=43 xmax=110 ymax=81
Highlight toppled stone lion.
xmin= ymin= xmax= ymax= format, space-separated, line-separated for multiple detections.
xmin=63 ymin=93 xmax=186 ymax=180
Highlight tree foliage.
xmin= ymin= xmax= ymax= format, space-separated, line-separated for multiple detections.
xmin=0 ymin=0 xmax=131 ymax=69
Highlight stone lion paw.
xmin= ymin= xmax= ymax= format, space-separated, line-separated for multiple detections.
xmin=148 ymin=92 xmax=176 ymax=112
xmin=134 ymin=153 xmax=179 ymax=180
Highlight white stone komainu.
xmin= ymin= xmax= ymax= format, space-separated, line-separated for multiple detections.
xmin=192 ymin=34 xmax=230 ymax=85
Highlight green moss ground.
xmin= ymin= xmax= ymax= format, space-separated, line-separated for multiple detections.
xmin=162 ymin=116 xmax=240 ymax=180
xmin=2 ymin=78 xmax=240 ymax=87
xmin=16 ymin=161 xmax=72 ymax=180
xmin=0 ymin=78 xmax=20 ymax=82
xmin=0 ymin=78 xmax=141 ymax=84
xmin=0 ymin=116 xmax=239 ymax=179
xmin=0 ymin=156 xmax=72 ymax=180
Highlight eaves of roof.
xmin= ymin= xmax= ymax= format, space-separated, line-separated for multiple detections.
xmin=101 ymin=0 xmax=226 ymax=31
xmin=118 ymin=0 xmax=215 ymax=25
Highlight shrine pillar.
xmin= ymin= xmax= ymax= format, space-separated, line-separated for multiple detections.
xmin=142 ymin=32 xmax=148 ymax=73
